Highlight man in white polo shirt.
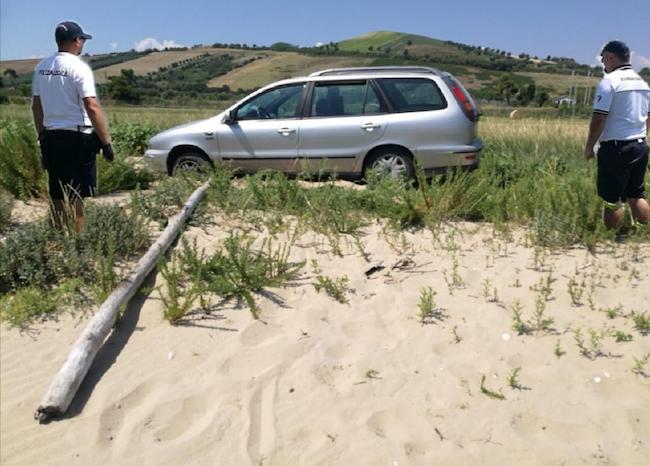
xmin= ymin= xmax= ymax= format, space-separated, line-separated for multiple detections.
xmin=32 ymin=21 xmax=113 ymax=232
xmin=584 ymin=40 xmax=650 ymax=229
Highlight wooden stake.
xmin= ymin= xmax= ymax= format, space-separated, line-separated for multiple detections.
xmin=34 ymin=181 xmax=210 ymax=423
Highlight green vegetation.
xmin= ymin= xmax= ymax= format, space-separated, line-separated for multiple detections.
xmin=313 ymin=274 xmax=351 ymax=304
xmin=480 ymin=374 xmax=506 ymax=400
xmin=0 ymin=118 xmax=46 ymax=198
xmin=101 ymin=53 xmax=248 ymax=106
xmin=631 ymin=312 xmax=650 ymax=335
xmin=0 ymin=118 xmax=156 ymax=200
xmin=507 ymin=367 xmax=524 ymax=390
xmin=169 ymin=235 xmax=305 ymax=320
xmin=158 ymin=251 xmax=203 ymax=324
xmin=0 ymin=189 xmax=12 ymax=232
xmin=0 ymin=203 xmax=150 ymax=327
xmin=88 ymin=51 xmax=152 ymax=70
xmin=2 ymin=30 xmax=609 ymax=108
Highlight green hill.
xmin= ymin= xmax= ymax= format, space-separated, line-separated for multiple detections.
xmin=1 ymin=31 xmax=604 ymax=107
xmin=339 ymin=31 xmax=467 ymax=58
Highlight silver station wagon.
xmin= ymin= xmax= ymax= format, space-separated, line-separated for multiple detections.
xmin=144 ymin=66 xmax=483 ymax=179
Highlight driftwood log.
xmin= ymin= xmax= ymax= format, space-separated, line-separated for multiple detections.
xmin=35 ymin=181 xmax=211 ymax=423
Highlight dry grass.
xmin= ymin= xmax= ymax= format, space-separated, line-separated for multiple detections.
xmin=207 ymin=53 xmax=374 ymax=89
xmin=93 ymin=48 xmax=257 ymax=83
xmin=518 ymin=71 xmax=600 ymax=94
xmin=0 ymin=58 xmax=41 ymax=76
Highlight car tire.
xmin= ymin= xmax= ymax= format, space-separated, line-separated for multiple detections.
xmin=172 ymin=153 xmax=210 ymax=175
xmin=364 ymin=147 xmax=415 ymax=181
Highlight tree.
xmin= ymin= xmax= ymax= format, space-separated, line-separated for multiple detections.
xmin=496 ymin=74 xmax=517 ymax=104
xmin=535 ymin=91 xmax=549 ymax=107
xmin=3 ymin=68 xmax=17 ymax=87
xmin=516 ymin=83 xmax=536 ymax=106
xmin=106 ymin=69 xmax=141 ymax=104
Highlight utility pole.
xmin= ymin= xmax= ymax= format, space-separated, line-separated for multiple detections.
xmin=570 ymin=71 xmax=576 ymax=117
xmin=584 ymin=70 xmax=592 ymax=106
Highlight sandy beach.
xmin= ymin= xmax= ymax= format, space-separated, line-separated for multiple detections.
xmin=1 ymin=198 xmax=649 ymax=465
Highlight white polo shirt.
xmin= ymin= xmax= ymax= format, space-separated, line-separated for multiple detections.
xmin=32 ymin=52 xmax=96 ymax=130
xmin=593 ymin=65 xmax=650 ymax=141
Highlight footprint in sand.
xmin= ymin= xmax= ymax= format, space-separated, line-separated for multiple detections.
xmin=246 ymin=378 xmax=278 ymax=464
xmin=149 ymin=394 xmax=215 ymax=443
xmin=239 ymin=321 xmax=278 ymax=347
xmin=98 ymin=382 xmax=151 ymax=443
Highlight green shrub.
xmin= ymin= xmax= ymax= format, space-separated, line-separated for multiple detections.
xmin=111 ymin=122 xmax=160 ymax=156
xmin=178 ymin=235 xmax=304 ymax=319
xmin=0 ymin=286 xmax=58 ymax=328
xmin=81 ymin=202 xmax=150 ymax=258
xmin=0 ymin=203 xmax=149 ymax=295
xmin=0 ymin=221 xmax=56 ymax=291
xmin=130 ymin=175 xmax=202 ymax=226
xmin=0 ymin=190 xmax=13 ymax=232
xmin=96 ymin=154 xmax=157 ymax=195
xmin=0 ymin=118 xmax=46 ymax=199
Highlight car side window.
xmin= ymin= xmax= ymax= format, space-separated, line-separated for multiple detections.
xmin=377 ymin=78 xmax=447 ymax=112
xmin=309 ymin=81 xmax=386 ymax=117
xmin=236 ymin=83 xmax=305 ymax=121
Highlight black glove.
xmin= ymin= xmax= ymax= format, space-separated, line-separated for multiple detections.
xmin=102 ymin=143 xmax=114 ymax=162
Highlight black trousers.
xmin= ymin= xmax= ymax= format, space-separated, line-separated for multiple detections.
xmin=597 ymin=139 xmax=648 ymax=203
xmin=42 ymin=130 xmax=100 ymax=200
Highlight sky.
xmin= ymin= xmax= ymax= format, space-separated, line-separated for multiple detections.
xmin=1 ymin=0 xmax=649 ymax=69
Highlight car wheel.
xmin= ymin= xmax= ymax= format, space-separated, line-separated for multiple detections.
xmin=172 ymin=153 xmax=210 ymax=175
xmin=364 ymin=147 xmax=415 ymax=181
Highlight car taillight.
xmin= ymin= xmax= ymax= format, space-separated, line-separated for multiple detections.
xmin=443 ymin=75 xmax=480 ymax=122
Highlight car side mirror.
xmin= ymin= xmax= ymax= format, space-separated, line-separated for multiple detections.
xmin=223 ymin=109 xmax=237 ymax=125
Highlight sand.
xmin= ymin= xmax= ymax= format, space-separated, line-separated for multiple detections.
xmin=1 ymin=199 xmax=649 ymax=465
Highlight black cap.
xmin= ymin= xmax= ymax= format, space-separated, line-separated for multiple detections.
xmin=55 ymin=21 xmax=92 ymax=42
xmin=600 ymin=40 xmax=629 ymax=60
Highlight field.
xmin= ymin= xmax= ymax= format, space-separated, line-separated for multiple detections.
xmin=0 ymin=59 xmax=41 ymax=76
xmin=207 ymin=53 xmax=374 ymax=90
xmin=1 ymin=106 xmax=649 ymax=465
xmin=518 ymin=71 xmax=601 ymax=94
xmin=93 ymin=48 xmax=260 ymax=84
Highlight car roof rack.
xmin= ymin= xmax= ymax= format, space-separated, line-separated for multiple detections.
xmin=309 ymin=66 xmax=445 ymax=77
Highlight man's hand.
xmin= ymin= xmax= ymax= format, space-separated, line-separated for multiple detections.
xmin=38 ymin=132 xmax=48 ymax=170
xmin=584 ymin=146 xmax=595 ymax=160
xmin=102 ymin=143 xmax=114 ymax=162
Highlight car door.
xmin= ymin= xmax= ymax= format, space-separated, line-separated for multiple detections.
xmin=297 ymin=80 xmax=389 ymax=175
xmin=216 ymin=82 xmax=306 ymax=173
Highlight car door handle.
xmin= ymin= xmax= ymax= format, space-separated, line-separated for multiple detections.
xmin=361 ymin=123 xmax=380 ymax=131
xmin=277 ymin=127 xmax=296 ymax=135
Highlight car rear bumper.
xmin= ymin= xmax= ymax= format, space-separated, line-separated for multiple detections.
xmin=415 ymin=138 xmax=483 ymax=172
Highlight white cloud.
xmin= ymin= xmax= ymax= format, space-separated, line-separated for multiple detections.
xmin=631 ymin=51 xmax=650 ymax=71
xmin=110 ymin=42 xmax=118 ymax=51
xmin=315 ymin=42 xmax=324 ymax=48
xmin=134 ymin=37 xmax=185 ymax=52
xmin=593 ymin=55 xmax=602 ymax=67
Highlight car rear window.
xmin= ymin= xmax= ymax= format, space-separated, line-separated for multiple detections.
xmin=377 ymin=78 xmax=447 ymax=113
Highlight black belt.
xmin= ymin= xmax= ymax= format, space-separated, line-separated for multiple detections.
xmin=46 ymin=126 xmax=93 ymax=134
xmin=601 ymin=138 xmax=645 ymax=147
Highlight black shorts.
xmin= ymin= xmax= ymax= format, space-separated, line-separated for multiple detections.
xmin=597 ymin=139 xmax=648 ymax=204
xmin=42 ymin=130 xmax=99 ymax=200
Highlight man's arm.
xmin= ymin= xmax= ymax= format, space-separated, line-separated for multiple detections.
xmin=31 ymin=96 xmax=44 ymax=137
xmin=83 ymin=97 xmax=111 ymax=145
xmin=584 ymin=112 xmax=608 ymax=159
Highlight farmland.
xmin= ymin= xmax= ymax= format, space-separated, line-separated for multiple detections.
xmin=207 ymin=52 xmax=374 ymax=90
xmin=2 ymin=30 xmax=616 ymax=109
